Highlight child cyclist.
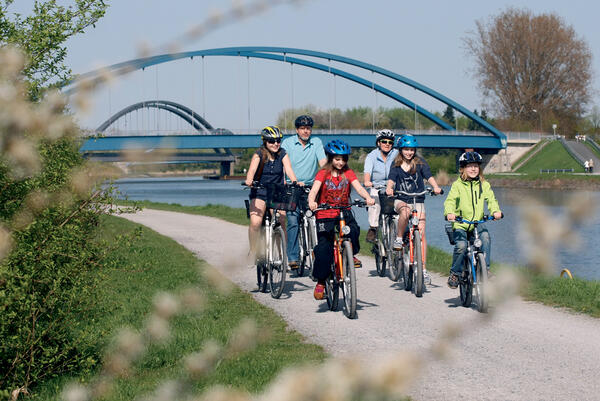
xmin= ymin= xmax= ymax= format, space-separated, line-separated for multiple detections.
xmin=385 ymin=134 xmax=442 ymax=283
xmin=307 ymin=140 xmax=375 ymax=300
xmin=245 ymin=126 xmax=299 ymax=260
xmin=443 ymin=151 xmax=502 ymax=289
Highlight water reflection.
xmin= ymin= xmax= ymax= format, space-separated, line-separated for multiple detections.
xmin=113 ymin=177 xmax=600 ymax=280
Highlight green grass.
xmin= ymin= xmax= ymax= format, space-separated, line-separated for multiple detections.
xmin=510 ymin=139 xmax=547 ymax=170
xmin=516 ymin=140 xmax=584 ymax=173
xmin=127 ymin=202 xmax=600 ymax=318
xmin=32 ymin=215 xmax=325 ymax=400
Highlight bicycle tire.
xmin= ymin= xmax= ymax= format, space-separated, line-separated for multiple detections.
xmin=297 ymin=223 xmax=306 ymax=277
xmin=375 ymin=225 xmax=386 ymax=277
xmin=460 ymin=257 xmax=473 ymax=307
xmin=257 ymin=261 xmax=268 ymax=293
xmin=269 ymin=226 xmax=287 ymax=299
xmin=387 ymin=218 xmax=399 ymax=281
xmin=414 ymin=230 xmax=424 ymax=297
xmin=476 ymin=253 xmax=489 ymax=313
xmin=404 ymin=245 xmax=413 ymax=291
xmin=325 ymin=276 xmax=339 ymax=311
xmin=341 ymin=241 xmax=357 ymax=319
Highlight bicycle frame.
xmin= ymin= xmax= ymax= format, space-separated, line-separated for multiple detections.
xmin=455 ymin=216 xmax=495 ymax=285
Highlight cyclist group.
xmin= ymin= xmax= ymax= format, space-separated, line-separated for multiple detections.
xmin=245 ymin=114 xmax=502 ymax=301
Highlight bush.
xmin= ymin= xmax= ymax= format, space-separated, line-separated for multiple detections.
xmin=0 ymin=139 xmax=114 ymax=394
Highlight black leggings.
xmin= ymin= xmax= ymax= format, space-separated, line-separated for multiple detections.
xmin=312 ymin=216 xmax=360 ymax=281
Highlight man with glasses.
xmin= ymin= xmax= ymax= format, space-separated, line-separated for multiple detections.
xmin=363 ymin=129 xmax=399 ymax=243
xmin=282 ymin=115 xmax=327 ymax=270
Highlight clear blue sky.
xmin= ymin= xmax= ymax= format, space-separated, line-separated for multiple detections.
xmin=54 ymin=0 xmax=600 ymax=133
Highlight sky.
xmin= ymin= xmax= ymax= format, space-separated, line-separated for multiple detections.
xmin=32 ymin=0 xmax=600 ymax=133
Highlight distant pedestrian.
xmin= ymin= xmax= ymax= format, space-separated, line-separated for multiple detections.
xmin=584 ymin=160 xmax=589 ymax=173
xmin=589 ymin=159 xmax=594 ymax=173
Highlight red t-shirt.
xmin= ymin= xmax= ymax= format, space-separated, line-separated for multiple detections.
xmin=314 ymin=168 xmax=358 ymax=219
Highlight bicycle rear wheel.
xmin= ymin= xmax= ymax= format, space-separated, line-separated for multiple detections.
xmin=325 ymin=274 xmax=339 ymax=311
xmin=413 ymin=230 xmax=424 ymax=297
xmin=341 ymin=241 xmax=357 ymax=319
xmin=476 ymin=253 xmax=488 ymax=313
xmin=269 ymin=226 xmax=287 ymax=299
xmin=459 ymin=258 xmax=473 ymax=307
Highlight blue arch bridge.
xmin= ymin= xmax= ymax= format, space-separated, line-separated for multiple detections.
xmin=69 ymin=47 xmax=515 ymax=176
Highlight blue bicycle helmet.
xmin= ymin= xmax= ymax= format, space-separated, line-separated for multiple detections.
xmin=324 ymin=139 xmax=351 ymax=155
xmin=397 ymin=134 xmax=418 ymax=148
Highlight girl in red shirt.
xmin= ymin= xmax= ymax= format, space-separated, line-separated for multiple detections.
xmin=307 ymin=140 xmax=375 ymax=300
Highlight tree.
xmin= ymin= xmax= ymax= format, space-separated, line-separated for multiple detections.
xmin=463 ymin=7 xmax=592 ymax=133
xmin=0 ymin=0 xmax=108 ymax=100
xmin=442 ymin=106 xmax=455 ymax=126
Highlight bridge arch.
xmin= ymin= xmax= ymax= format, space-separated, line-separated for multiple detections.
xmin=97 ymin=100 xmax=214 ymax=133
xmin=67 ymin=46 xmax=505 ymax=147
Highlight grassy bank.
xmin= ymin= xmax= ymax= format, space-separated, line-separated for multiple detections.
xmin=124 ymin=201 xmax=600 ymax=318
xmin=32 ymin=215 xmax=325 ymax=400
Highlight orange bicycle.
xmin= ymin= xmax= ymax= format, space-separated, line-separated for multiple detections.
xmin=313 ymin=200 xmax=367 ymax=319
xmin=394 ymin=187 xmax=441 ymax=297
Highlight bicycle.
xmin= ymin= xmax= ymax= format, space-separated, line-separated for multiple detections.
xmin=446 ymin=215 xmax=501 ymax=313
xmin=370 ymin=187 xmax=400 ymax=281
xmin=314 ymin=200 xmax=367 ymax=319
xmin=296 ymin=186 xmax=317 ymax=278
xmin=243 ymin=182 xmax=299 ymax=298
xmin=394 ymin=187 xmax=442 ymax=297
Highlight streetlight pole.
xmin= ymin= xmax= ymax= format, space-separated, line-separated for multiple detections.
xmin=533 ymin=109 xmax=542 ymax=133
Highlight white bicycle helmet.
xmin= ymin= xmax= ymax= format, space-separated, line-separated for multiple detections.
xmin=376 ymin=129 xmax=395 ymax=143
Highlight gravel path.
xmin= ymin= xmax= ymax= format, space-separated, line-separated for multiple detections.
xmin=121 ymin=209 xmax=600 ymax=401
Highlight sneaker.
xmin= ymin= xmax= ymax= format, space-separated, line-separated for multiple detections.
xmin=393 ymin=237 xmax=403 ymax=251
xmin=353 ymin=256 xmax=362 ymax=268
xmin=447 ymin=273 xmax=459 ymax=289
xmin=366 ymin=227 xmax=377 ymax=243
xmin=314 ymin=283 xmax=325 ymax=300
xmin=288 ymin=260 xmax=299 ymax=270
xmin=487 ymin=269 xmax=495 ymax=279
xmin=423 ymin=270 xmax=431 ymax=285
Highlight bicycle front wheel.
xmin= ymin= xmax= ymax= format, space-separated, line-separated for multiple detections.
xmin=476 ymin=253 xmax=488 ymax=313
xmin=325 ymin=274 xmax=339 ymax=311
xmin=388 ymin=219 xmax=400 ymax=281
xmin=269 ymin=226 xmax=287 ymax=299
xmin=413 ymin=230 xmax=424 ymax=298
xmin=257 ymin=260 xmax=268 ymax=293
xmin=459 ymin=258 xmax=473 ymax=307
xmin=374 ymin=228 xmax=387 ymax=277
xmin=297 ymin=223 xmax=306 ymax=277
xmin=341 ymin=241 xmax=357 ymax=319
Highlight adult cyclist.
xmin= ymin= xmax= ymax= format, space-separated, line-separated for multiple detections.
xmin=281 ymin=115 xmax=327 ymax=270
xmin=363 ymin=129 xmax=399 ymax=243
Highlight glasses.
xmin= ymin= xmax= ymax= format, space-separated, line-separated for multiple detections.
xmin=265 ymin=138 xmax=281 ymax=144
xmin=379 ymin=139 xmax=394 ymax=145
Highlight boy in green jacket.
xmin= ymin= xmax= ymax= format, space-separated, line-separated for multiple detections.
xmin=444 ymin=152 xmax=502 ymax=289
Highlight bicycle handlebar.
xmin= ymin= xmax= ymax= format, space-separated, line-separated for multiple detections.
xmin=445 ymin=213 xmax=504 ymax=224
xmin=241 ymin=181 xmax=301 ymax=189
xmin=393 ymin=186 xmax=443 ymax=197
xmin=313 ymin=199 xmax=368 ymax=211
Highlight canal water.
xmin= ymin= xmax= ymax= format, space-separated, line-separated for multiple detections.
xmin=113 ymin=176 xmax=600 ymax=281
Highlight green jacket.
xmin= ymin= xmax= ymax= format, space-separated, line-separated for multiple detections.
xmin=443 ymin=177 xmax=501 ymax=231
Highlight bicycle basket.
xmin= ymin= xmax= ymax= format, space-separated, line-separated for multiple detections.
xmin=266 ymin=183 xmax=300 ymax=211
xmin=378 ymin=192 xmax=396 ymax=215
xmin=445 ymin=223 xmax=456 ymax=245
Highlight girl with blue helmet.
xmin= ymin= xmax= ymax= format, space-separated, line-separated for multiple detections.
xmin=307 ymin=140 xmax=375 ymax=300
xmin=385 ymin=134 xmax=442 ymax=284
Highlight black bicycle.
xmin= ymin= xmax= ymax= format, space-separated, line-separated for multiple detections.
xmin=296 ymin=186 xmax=317 ymax=277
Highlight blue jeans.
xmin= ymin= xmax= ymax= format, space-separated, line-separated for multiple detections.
xmin=450 ymin=226 xmax=491 ymax=275
xmin=286 ymin=207 xmax=301 ymax=262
